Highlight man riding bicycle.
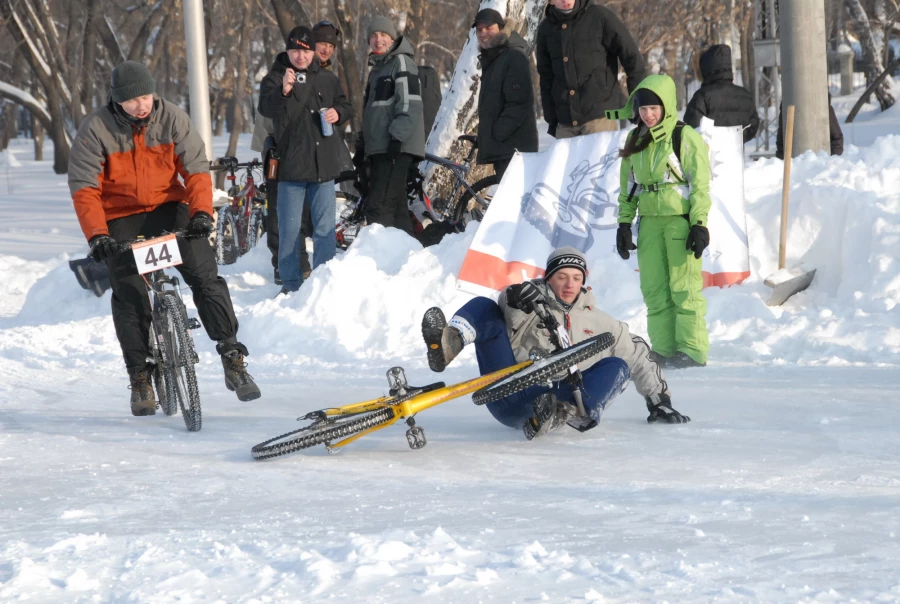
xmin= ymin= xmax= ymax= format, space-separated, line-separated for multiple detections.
xmin=422 ymin=247 xmax=690 ymax=439
xmin=69 ymin=61 xmax=261 ymax=416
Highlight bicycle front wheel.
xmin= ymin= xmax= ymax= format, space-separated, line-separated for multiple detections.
xmin=162 ymin=294 xmax=202 ymax=432
xmin=150 ymin=308 xmax=178 ymax=416
xmin=472 ymin=332 xmax=615 ymax=406
xmin=251 ymin=407 xmax=396 ymax=460
xmin=454 ymin=174 xmax=499 ymax=224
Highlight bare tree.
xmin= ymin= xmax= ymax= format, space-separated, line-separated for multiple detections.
xmin=845 ymin=0 xmax=895 ymax=109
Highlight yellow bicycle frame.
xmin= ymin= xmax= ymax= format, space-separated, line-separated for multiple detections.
xmin=321 ymin=360 xmax=532 ymax=451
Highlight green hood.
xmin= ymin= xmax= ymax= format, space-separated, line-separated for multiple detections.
xmin=605 ymin=74 xmax=679 ymax=142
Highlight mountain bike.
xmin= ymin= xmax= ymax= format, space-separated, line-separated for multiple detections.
xmin=123 ymin=232 xmax=203 ymax=432
xmin=334 ymin=135 xmax=498 ymax=250
xmin=250 ymin=330 xmax=613 ymax=460
xmin=210 ymin=156 xmax=267 ymax=265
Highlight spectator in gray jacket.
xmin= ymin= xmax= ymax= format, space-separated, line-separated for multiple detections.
xmin=356 ymin=16 xmax=425 ymax=234
xmin=422 ymin=247 xmax=690 ymax=440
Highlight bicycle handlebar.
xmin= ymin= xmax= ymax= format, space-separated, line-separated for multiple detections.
xmin=115 ymin=230 xmax=198 ymax=253
xmin=210 ymin=157 xmax=263 ymax=172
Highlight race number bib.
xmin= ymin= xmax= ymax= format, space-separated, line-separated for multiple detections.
xmin=132 ymin=234 xmax=183 ymax=275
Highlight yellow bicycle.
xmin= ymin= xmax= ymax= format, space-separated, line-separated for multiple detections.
xmin=250 ymin=332 xmax=614 ymax=460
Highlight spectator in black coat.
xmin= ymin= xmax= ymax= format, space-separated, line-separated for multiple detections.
xmin=473 ymin=9 xmax=538 ymax=180
xmin=535 ymin=0 xmax=645 ymax=138
xmin=776 ymin=93 xmax=844 ymax=159
xmin=684 ymin=44 xmax=760 ymax=143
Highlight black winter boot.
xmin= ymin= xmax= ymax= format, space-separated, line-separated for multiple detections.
xmin=523 ymin=393 xmax=570 ymax=440
xmin=217 ymin=341 xmax=261 ymax=401
xmin=128 ymin=367 xmax=157 ymax=416
xmin=666 ymin=351 xmax=706 ymax=369
xmin=421 ymin=307 xmax=464 ymax=373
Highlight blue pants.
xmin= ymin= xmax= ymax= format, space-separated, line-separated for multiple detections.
xmin=277 ymin=180 xmax=336 ymax=291
xmin=456 ymin=297 xmax=630 ymax=429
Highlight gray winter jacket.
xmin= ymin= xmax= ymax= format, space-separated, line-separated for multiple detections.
xmin=498 ymin=279 xmax=671 ymax=400
xmin=361 ymin=36 xmax=426 ymax=159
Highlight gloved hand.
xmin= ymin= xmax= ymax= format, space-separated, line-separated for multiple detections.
xmin=387 ymin=138 xmax=402 ymax=159
xmin=186 ymin=212 xmax=215 ymax=239
xmin=685 ymin=224 xmax=709 ymax=259
xmin=506 ymin=281 xmax=545 ymax=314
xmin=88 ymin=235 xmax=118 ymax=263
xmin=645 ymin=393 xmax=691 ymax=424
xmin=616 ymin=223 xmax=637 ymax=260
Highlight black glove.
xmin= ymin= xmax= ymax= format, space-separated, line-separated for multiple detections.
xmin=387 ymin=138 xmax=402 ymax=159
xmin=88 ymin=235 xmax=118 ymax=263
xmin=685 ymin=224 xmax=709 ymax=259
xmin=506 ymin=282 xmax=545 ymax=314
xmin=645 ymin=393 xmax=691 ymax=424
xmin=616 ymin=223 xmax=637 ymax=260
xmin=186 ymin=212 xmax=215 ymax=239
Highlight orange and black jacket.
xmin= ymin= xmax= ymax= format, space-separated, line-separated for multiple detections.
xmin=69 ymin=96 xmax=213 ymax=241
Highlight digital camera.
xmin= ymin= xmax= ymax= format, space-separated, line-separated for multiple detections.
xmin=295 ymin=72 xmax=307 ymax=84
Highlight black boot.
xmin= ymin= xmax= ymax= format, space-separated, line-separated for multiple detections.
xmin=523 ymin=393 xmax=570 ymax=440
xmin=666 ymin=351 xmax=706 ymax=369
xmin=421 ymin=307 xmax=464 ymax=372
xmin=217 ymin=341 xmax=261 ymax=401
xmin=127 ymin=366 xmax=157 ymax=416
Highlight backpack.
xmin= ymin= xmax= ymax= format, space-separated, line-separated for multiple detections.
xmin=625 ymin=121 xmax=686 ymax=203
xmin=417 ymin=64 xmax=442 ymax=136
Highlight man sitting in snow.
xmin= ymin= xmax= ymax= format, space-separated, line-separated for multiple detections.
xmin=68 ymin=61 xmax=261 ymax=416
xmin=422 ymin=247 xmax=689 ymax=439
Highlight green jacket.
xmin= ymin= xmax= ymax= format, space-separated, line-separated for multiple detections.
xmin=607 ymin=74 xmax=711 ymax=227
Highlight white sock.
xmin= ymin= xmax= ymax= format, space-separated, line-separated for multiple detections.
xmin=449 ymin=315 xmax=476 ymax=346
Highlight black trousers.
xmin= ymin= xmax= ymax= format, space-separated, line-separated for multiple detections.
xmin=365 ymin=153 xmax=415 ymax=235
xmin=493 ymin=158 xmax=511 ymax=181
xmin=265 ymin=173 xmax=311 ymax=274
xmin=106 ymin=202 xmax=239 ymax=369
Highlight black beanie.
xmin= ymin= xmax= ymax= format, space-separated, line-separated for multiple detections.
xmin=286 ymin=26 xmax=314 ymax=51
xmin=313 ymin=22 xmax=340 ymax=46
xmin=110 ymin=61 xmax=156 ymax=103
xmin=545 ymin=247 xmax=588 ymax=280
xmin=631 ymin=88 xmax=665 ymax=118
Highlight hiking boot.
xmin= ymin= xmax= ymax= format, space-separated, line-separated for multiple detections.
xmin=523 ymin=393 xmax=570 ymax=440
xmin=648 ymin=350 xmax=670 ymax=368
xmin=666 ymin=351 xmax=706 ymax=370
xmin=128 ymin=367 xmax=157 ymax=416
xmin=421 ymin=307 xmax=464 ymax=373
xmin=221 ymin=350 xmax=261 ymax=401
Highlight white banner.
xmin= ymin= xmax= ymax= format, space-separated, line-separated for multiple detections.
xmin=457 ymin=121 xmax=750 ymax=295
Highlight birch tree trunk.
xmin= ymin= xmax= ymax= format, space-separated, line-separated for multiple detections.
xmin=845 ymin=0 xmax=895 ymax=110
xmin=424 ymin=0 xmax=545 ymax=199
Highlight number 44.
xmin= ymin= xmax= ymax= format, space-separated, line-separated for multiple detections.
xmin=145 ymin=243 xmax=173 ymax=267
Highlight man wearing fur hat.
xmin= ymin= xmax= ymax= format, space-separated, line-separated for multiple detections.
xmin=69 ymin=60 xmax=261 ymax=416
xmin=356 ymin=16 xmax=425 ymax=234
xmin=422 ymin=247 xmax=689 ymax=440
xmin=473 ymin=8 xmax=538 ymax=180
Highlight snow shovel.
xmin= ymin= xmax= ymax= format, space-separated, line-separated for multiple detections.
xmin=764 ymin=105 xmax=816 ymax=306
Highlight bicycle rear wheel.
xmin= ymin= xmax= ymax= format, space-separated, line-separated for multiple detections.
xmin=454 ymin=174 xmax=499 ymax=224
xmin=251 ymin=407 xmax=396 ymax=460
xmin=472 ymin=332 xmax=615 ymax=406
xmin=162 ymin=294 xmax=202 ymax=432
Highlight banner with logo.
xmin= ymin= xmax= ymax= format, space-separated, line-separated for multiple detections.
xmin=457 ymin=121 xmax=750 ymax=296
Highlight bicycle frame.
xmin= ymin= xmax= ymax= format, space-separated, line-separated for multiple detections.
xmin=304 ymin=360 xmax=531 ymax=452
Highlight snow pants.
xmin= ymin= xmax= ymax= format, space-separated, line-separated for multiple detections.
xmin=454 ymin=297 xmax=631 ymax=429
xmin=106 ymin=202 xmax=239 ymax=370
xmin=637 ymin=215 xmax=709 ymax=364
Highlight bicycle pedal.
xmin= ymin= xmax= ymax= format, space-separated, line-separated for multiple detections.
xmin=406 ymin=426 xmax=427 ymax=450
xmin=187 ymin=317 xmax=202 ymax=330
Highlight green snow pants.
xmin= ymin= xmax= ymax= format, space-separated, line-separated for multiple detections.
xmin=637 ymin=215 xmax=709 ymax=364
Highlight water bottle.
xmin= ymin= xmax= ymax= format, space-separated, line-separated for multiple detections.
xmin=319 ymin=109 xmax=333 ymax=137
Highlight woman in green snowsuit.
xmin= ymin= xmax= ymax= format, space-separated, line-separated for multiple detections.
xmin=606 ymin=74 xmax=711 ymax=368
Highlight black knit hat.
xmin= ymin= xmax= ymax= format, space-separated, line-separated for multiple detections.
xmin=110 ymin=61 xmax=156 ymax=103
xmin=631 ymin=88 xmax=665 ymax=118
xmin=545 ymin=247 xmax=588 ymax=280
xmin=313 ymin=21 xmax=341 ymax=46
xmin=472 ymin=8 xmax=505 ymax=28
xmin=286 ymin=26 xmax=314 ymax=51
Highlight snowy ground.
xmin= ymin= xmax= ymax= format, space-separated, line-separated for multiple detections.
xmin=1 ymin=105 xmax=899 ymax=602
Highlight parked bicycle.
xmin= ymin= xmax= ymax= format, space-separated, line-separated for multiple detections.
xmin=210 ymin=156 xmax=267 ymax=265
xmin=335 ymin=135 xmax=499 ymax=250
xmin=122 ymin=232 xmax=203 ymax=432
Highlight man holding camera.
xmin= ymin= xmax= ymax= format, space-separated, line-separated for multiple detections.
xmin=422 ymin=247 xmax=690 ymax=439
xmin=69 ymin=60 xmax=260 ymax=416
xmin=259 ymin=26 xmax=351 ymax=294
